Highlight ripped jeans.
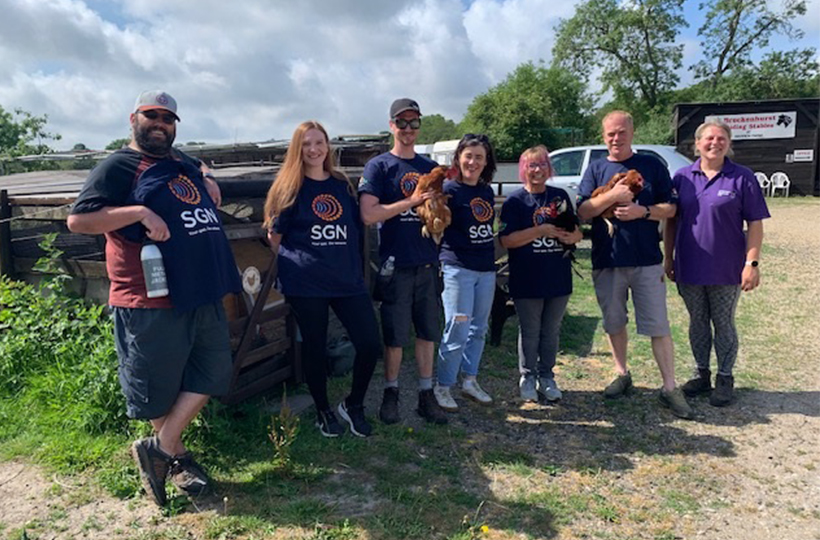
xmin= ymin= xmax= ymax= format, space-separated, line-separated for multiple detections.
xmin=436 ymin=263 xmax=496 ymax=387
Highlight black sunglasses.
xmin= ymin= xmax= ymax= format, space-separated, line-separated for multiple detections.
xmin=464 ymin=133 xmax=489 ymax=143
xmin=140 ymin=110 xmax=177 ymax=125
xmin=393 ymin=117 xmax=421 ymax=130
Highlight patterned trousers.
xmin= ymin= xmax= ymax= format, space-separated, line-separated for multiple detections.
xmin=677 ymin=283 xmax=741 ymax=376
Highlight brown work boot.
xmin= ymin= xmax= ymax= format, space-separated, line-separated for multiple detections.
xmin=681 ymin=368 xmax=712 ymax=397
xmin=709 ymin=374 xmax=734 ymax=407
xmin=131 ymin=437 xmax=172 ymax=506
xmin=659 ymin=387 xmax=694 ymax=420
xmin=603 ymin=372 xmax=633 ymax=398
xmin=417 ymin=389 xmax=448 ymax=425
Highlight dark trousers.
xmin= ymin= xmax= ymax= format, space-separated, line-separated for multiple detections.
xmin=287 ymin=293 xmax=381 ymax=412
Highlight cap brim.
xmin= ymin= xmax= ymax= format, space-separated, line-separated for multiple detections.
xmin=136 ymin=105 xmax=181 ymax=121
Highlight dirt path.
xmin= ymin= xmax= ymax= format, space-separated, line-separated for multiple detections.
xmin=1 ymin=200 xmax=818 ymax=540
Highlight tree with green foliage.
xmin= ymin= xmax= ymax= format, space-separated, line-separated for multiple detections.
xmin=692 ymin=0 xmax=808 ymax=89
xmin=416 ymin=114 xmax=461 ymax=144
xmin=461 ymin=62 xmax=594 ymax=160
xmin=0 ymin=106 xmax=60 ymax=158
xmin=105 ymin=138 xmax=129 ymax=150
xmin=553 ymin=0 xmax=685 ymax=109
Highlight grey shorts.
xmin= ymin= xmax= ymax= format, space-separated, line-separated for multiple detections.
xmin=379 ymin=264 xmax=442 ymax=347
xmin=592 ymin=264 xmax=670 ymax=337
xmin=113 ymin=302 xmax=233 ymax=420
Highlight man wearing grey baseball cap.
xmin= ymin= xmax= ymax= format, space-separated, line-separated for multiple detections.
xmin=67 ymin=90 xmax=240 ymax=506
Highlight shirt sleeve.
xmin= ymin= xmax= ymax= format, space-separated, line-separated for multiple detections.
xmin=272 ymin=203 xmax=295 ymax=235
xmin=70 ymin=154 xmax=134 ymax=214
xmin=498 ymin=197 xmax=522 ymax=238
xmin=740 ymin=170 xmax=771 ymax=222
xmin=577 ymin=162 xmax=597 ymax=205
xmin=358 ymin=160 xmax=384 ymax=200
xmin=653 ymin=161 xmax=674 ymax=204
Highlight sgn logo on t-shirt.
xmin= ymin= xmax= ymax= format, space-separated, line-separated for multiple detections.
xmin=531 ymin=203 xmax=562 ymax=252
xmin=399 ymin=172 xmax=421 ymax=219
xmin=169 ymin=175 xmax=220 ymax=233
xmin=469 ymin=197 xmax=494 ymax=241
xmin=310 ymin=194 xmax=348 ymax=243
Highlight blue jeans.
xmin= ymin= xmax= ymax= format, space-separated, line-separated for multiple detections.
xmin=437 ymin=264 xmax=496 ymax=387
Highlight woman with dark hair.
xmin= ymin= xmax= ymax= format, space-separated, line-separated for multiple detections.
xmin=264 ymin=121 xmax=381 ymax=438
xmin=664 ymin=120 xmax=769 ymax=407
xmin=433 ymin=134 xmax=499 ymax=411
xmin=499 ymin=145 xmax=582 ymax=403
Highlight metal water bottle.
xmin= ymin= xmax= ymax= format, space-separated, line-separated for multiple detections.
xmin=140 ymin=242 xmax=169 ymax=298
xmin=379 ymin=255 xmax=395 ymax=278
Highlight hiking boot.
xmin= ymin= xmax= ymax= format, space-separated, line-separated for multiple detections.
xmin=603 ymin=372 xmax=633 ymax=398
xmin=462 ymin=379 xmax=492 ymax=405
xmin=659 ymin=387 xmax=694 ymax=420
xmin=681 ymin=368 xmax=712 ymax=397
xmin=379 ymin=387 xmax=401 ymax=425
xmin=519 ymin=375 xmax=538 ymax=402
xmin=338 ymin=400 xmax=372 ymax=437
xmin=316 ymin=409 xmax=346 ymax=437
xmin=131 ymin=437 xmax=172 ymax=506
xmin=417 ymin=389 xmax=448 ymax=424
xmin=168 ymin=452 xmax=210 ymax=496
xmin=709 ymin=374 xmax=734 ymax=407
xmin=537 ymin=377 xmax=563 ymax=402
xmin=433 ymin=384 xmax=458 ymax=412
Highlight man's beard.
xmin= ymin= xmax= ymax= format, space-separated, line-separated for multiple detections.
xmin=134 ymin=123 xmax=175 ymax=156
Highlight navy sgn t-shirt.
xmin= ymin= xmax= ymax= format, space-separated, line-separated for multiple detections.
xmin=273 ymin=177 xmax=366 ymax=297
xmin=577 ymin=153 xmax=674 ymax=270
xmin=499 ymin=186 xmax=574 ymax=299
xmin=439 ymin=180 xmax=496 ymax=272
xmin=125 ymin=159 xmax=241 ymax=312
xmin=358 ymin=152 xmax=438 ymax=268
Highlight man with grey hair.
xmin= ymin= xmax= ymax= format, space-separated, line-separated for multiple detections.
xmin=577 ymin=110 xmax=693 ymax=419
xmin=68 ymin=90 xmax=240 ymax=505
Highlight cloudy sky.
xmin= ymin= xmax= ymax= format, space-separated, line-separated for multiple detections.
xmin=1 ymin=0 xmax=817 ymax=150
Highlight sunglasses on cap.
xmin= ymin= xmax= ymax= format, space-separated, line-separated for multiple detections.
xmin=393 ymin=117 xmax=421 ymax=130
xmin=140 ymin=110 xmax=177 ymax=125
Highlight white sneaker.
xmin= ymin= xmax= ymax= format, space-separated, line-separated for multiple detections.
xmin=462 ymin=379 xmax=493 ymax=405
xmin=433 ymin=384 xmax=458 ymax=412
xmin=537 ymin=377 xmax=563 ymax=402
xmin=519 ymin=376 xmax=538 ymax=402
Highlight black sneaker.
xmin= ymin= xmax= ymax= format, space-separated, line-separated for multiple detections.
xmin=681 ymin=368 xmax=712 ymax=397
xmin=169 ymin=452 xmax=210 ymax=496
xmin=379 ymin=387 xmax=401 ymax=425
xmin=338 ymin=400 xmax=372 ymax=438
xmin=709 ymin=374 xmax=734 ymax=407
xmin=131 ymin=437 xmax=172 ymax=506
xmin=316 ymin=409 xmax=346 ymax=437
xmin=417 ymin=389 xmax=448 ymax=425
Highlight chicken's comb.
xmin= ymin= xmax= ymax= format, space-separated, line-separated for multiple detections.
xmin=446 ymin=166 xmax=459 ymax=179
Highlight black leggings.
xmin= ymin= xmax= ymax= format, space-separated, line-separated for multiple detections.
xmin=287 ymin=293 xmax=381 ymax=412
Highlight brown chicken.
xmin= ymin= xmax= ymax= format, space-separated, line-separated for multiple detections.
xmin=413 ymin=166 xmax=452 ymax=244
xmin=590 ymin=169 xmax=644 ymax=236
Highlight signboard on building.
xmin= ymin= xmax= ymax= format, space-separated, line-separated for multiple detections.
xmin=705 ymin=112 xmax=797 ymax=140
xmin=793 ymin=149 xmax=814 ymax=162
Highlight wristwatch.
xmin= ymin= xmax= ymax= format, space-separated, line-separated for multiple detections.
xmin=643 ymin=206 xmax=651 ymax=219
xmin=745 ymin=260 xmax=759 ymax=268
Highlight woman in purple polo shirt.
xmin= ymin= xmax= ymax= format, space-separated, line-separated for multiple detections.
xmin=264 ymin=121 xmax=381 ymax=438
xmin=433 ymin=134 xmax=498 ymax=411
xmin=499 ymin=145 xmax=583 ymax=403
xmin=663 ymin=120 xmax=770 ymax=407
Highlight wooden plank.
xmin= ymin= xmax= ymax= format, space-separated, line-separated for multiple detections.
xmin=220 ymin=365 xmax=292 ymax=405
xmin=14 ymin=257 xmax=108 ymax=278
xmin=235 ymin=338 xmax=291 ymax=370
xmin=9 ymin=195 xmax=80 ymax=206
xmin=228 ymin=301 xmax=289 ymax=336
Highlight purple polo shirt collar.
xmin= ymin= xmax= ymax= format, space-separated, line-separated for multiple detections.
xmin=673 ymin=157 xmax=770 ymax=285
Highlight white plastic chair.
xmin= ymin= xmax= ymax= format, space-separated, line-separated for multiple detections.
xmin=770 ymin=171 xmax=790 ymax=197
xmin=754 ymin=172 xmax=771 ymax=197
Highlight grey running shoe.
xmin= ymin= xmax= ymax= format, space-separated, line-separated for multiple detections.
xmin=519 ymin=376 xmax=537 ymax=402
xmin=709 ymin=374 xmax=734 ymax=407
xmin=379 ymin=387 xmax=400 ymax=425
xmin=659 ymin=387 xmax=694 ymax=419
xmin=338 ymin=400 xmax=372 ymax=437
xmin=537 ymin=377 xmax=563 ymax=402
xmin=461 ymin=379 xmax=492 ymax=405
xmin=169 ymin=452 xmax=210 ymax=496
xmin=417 ymin=389 xmax=448 ymax=424
xmin=316 ymin=409 xmax=346 ymax=437
xmin=603 ymin=372 xmax=633 ymax=398
xmin=433 ymin=384 xmax=458 ymax=411
xmin=131 ymin=437 xmax=172 ymax=506
xmin=681 ymin=368 xmax=712 ymax=397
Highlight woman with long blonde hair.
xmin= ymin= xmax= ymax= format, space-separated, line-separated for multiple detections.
xmin=265 ymin=121 xmax=380 ymax=438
